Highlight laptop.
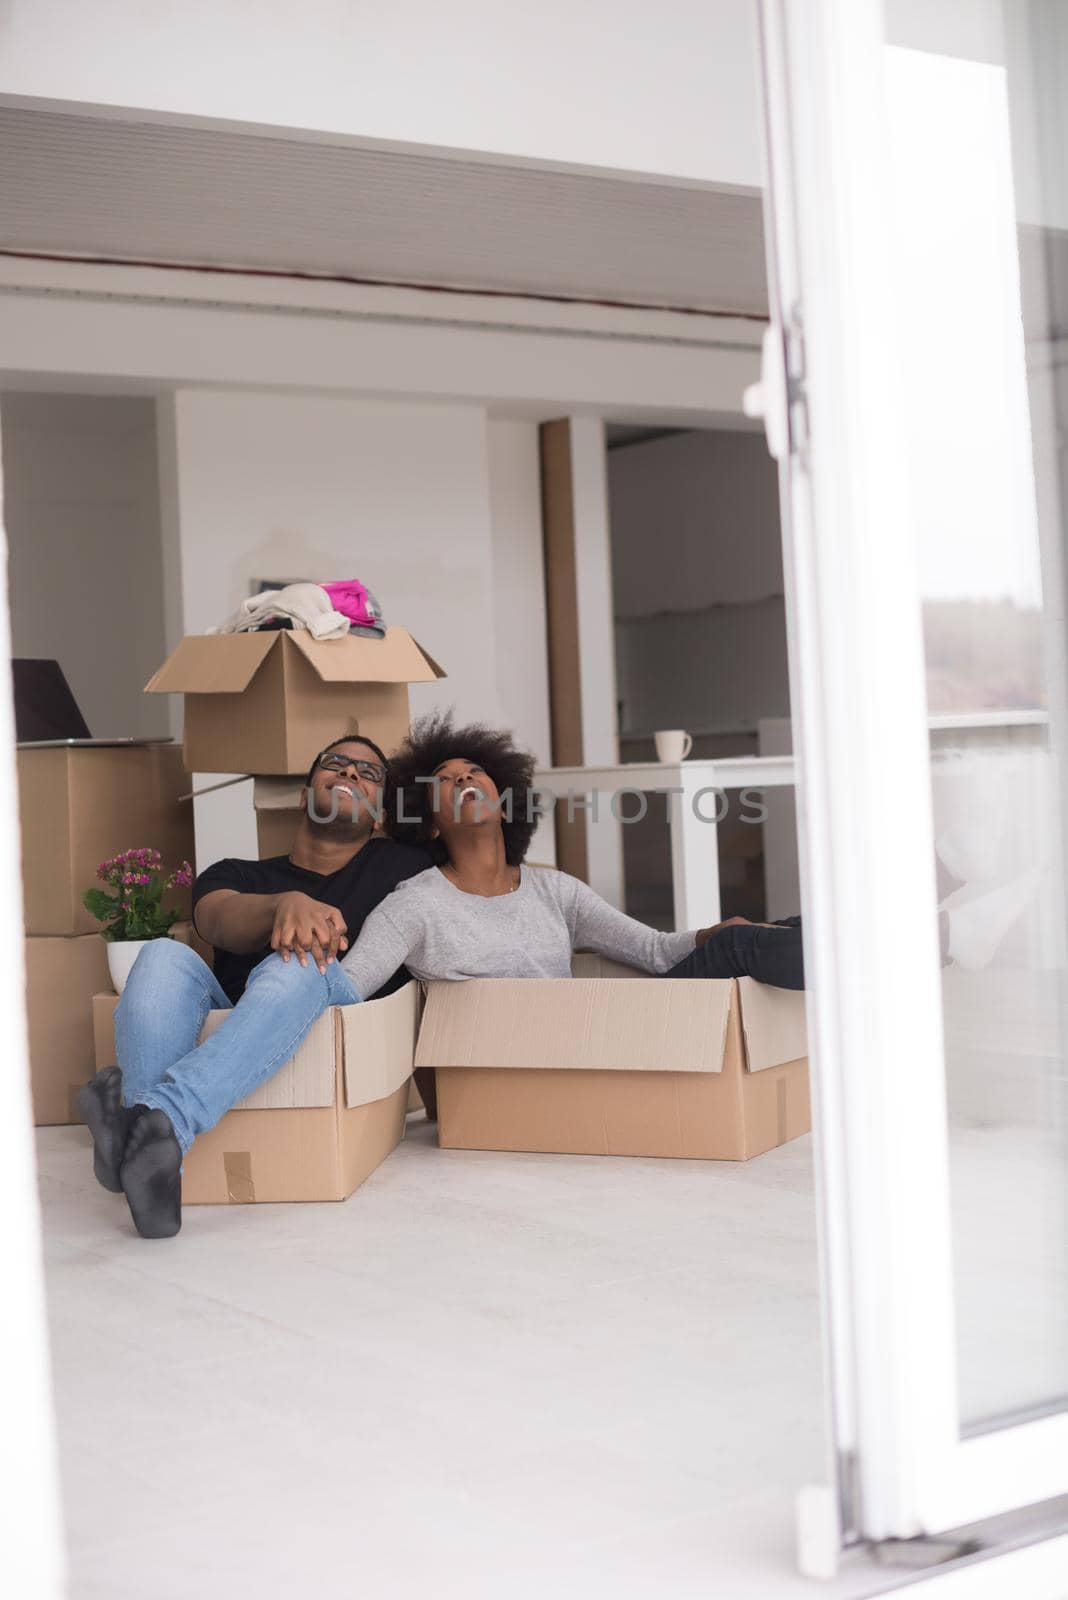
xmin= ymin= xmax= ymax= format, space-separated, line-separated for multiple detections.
xmin=13 ymin=658 xmax=173 ymax=749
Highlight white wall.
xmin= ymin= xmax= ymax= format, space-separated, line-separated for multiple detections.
xmin=609 ymin=427 xmax=783 ymax=615
xmin=167 ymin=390 xmax=523 ymax=726
xmin=0 ymin=1 xmax=764 ymax=188
xmin=1 ymin=391 xmax=171 ymax=739
xmin=608 ymin=428 xmax=788 ymax=736
xmin=162 ymin=390 xmax=551 ymax=863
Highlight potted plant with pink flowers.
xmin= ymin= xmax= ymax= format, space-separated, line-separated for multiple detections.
xmin=82 ymin=848 xmax=194 ymax=994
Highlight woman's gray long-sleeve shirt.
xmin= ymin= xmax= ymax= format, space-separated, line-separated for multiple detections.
xmin=341 ymin=864 xmax=697 ymax=999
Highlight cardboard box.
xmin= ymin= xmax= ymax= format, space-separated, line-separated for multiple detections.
xmin=27 ymin=924 xmax=206 ymax=1128
xmin=18 ymin=742 xmax=194 ymax=936
xmin=92 ymin=980 xmax=418 ymax=1202
xmin=253 ymin=776 xmax=303 ymax=859
xmin=416 ymin=955 xmax=810 ymax=1161
xmin=145 ymin=628 xmax=445 ymax=775
xmin=25 ymin=933 xmax=109 ymax=1125
xmin=251 ymin=777 xmax=406 ymax=861
xmin=178 ymin=775 xmax=301 ymax=861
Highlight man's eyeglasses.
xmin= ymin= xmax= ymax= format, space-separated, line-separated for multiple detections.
xmin=315 ymin=752 xmax=386 ymax=783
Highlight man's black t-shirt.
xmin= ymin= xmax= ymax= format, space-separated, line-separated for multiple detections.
xmin=192 ymin=839 xmax=432 ymax=1004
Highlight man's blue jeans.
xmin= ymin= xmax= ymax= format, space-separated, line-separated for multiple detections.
xmin=115 ymin=939 xmax=359 ymax=1152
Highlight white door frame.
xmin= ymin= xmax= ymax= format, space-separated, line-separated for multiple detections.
xmin=756 ymin=0 xmax=1068 ymax=1552
xmin=0 ymin=441 xmax=67 ymax=1594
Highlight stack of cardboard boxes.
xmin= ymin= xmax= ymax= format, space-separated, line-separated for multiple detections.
xmin=20 ymin=742 xmax=194 ymax=1125
xmin=143 ymin=628 xmax=445 ymax=857
xmin=127 ymin=626 xmax=445 ymax=1202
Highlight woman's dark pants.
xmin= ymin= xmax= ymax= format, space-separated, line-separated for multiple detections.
xmin=662 ymin=915 xmax=804 ymax=990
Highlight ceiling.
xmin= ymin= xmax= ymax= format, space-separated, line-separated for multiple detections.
xmin=0 ymin=101 xmax=769 ymax=318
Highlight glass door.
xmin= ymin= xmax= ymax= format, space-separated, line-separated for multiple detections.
xmin=756 ymin=0 xmax=1068 ymax=1553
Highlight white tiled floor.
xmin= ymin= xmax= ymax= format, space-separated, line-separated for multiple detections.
xmin=38 ymin=1118 xmax=900 ymax=1600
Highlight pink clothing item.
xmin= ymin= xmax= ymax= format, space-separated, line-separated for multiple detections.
xmin=320 ymin=579 xmax=379 ymax=631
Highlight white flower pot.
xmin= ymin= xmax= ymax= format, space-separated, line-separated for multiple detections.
xmin=106 ymin=938 xmax=153 ymax=995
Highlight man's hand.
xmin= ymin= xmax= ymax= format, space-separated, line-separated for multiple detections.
xmin=695 ymin=915 xmax=782 ymax=946
xmin=695 ymin=915 xmax=749 ymax=947
xmin=270 ymin=892 xmax=348 ymax=974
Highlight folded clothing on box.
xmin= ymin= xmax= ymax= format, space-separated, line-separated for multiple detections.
xmin=209 ymin=580 xmax=386 ymax=641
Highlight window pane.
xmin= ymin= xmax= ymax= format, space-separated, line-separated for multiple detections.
xmin=885 ymin=1 xmax=1068 ymax=1432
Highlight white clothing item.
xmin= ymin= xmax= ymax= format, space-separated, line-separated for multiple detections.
xmin=209 ymin=582 xmax=350 ymax=640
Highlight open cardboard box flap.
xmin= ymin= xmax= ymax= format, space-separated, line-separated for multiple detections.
xmin=416 ymin=960 xmax=806 ymax=1076
xmin=287 ymin=628 xmax=444 ymax=684
xmin=253 ymin=776 xmax=304 ymax=811
xmin=144 ymin=633 xmax=276 ymax=695
xmin=145 ymin=627 xmax=442 ymax=696
xmin=204 ymin=981 xmax=417 ymax=1108
xmin=736 ymin=975 xmax=808 ymax=1072
xmin=198 ymin=1006 xmax=337 ymax=1107
xmin=340 ymin=978 xmax=420 ymax=1106
xmin=92 ymin=979 xmax=418 ymax=1112
xmin=415 ymin=976 xmax=733 ymax=1073
xmin=572 ymin=951 xmax=808 ymax=1070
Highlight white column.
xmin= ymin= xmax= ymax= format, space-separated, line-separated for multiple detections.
xmin=569 ymin=417 xmax=619 ymax=765
xmin=670 ymin=765 xmax=724 ymax=930
xmin=757 ymin=716 xmax=800 ymax=918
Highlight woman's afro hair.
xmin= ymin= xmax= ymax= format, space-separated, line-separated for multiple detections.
xmin=385 ymin=712 xmax=540 ymax=865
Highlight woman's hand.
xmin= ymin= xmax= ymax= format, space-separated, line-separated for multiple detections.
xmin=270 ymin=892 xmax=348 ymax=973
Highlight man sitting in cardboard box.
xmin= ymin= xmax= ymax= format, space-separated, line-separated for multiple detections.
xmin=80 ymin=736 xmax=430 ymax=1239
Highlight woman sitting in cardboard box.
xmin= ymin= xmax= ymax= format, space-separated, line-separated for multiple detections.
xmin=351 ymin=715 xmax=805 ymax=1121
xmin=81 ymin=716 xmax=803 ymax=1241
xmin=350 ymin=712 xmax=803 ymax=994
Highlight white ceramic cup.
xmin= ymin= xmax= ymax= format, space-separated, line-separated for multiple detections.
xmin=654 ymin=729 xmax=693 ymax=763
